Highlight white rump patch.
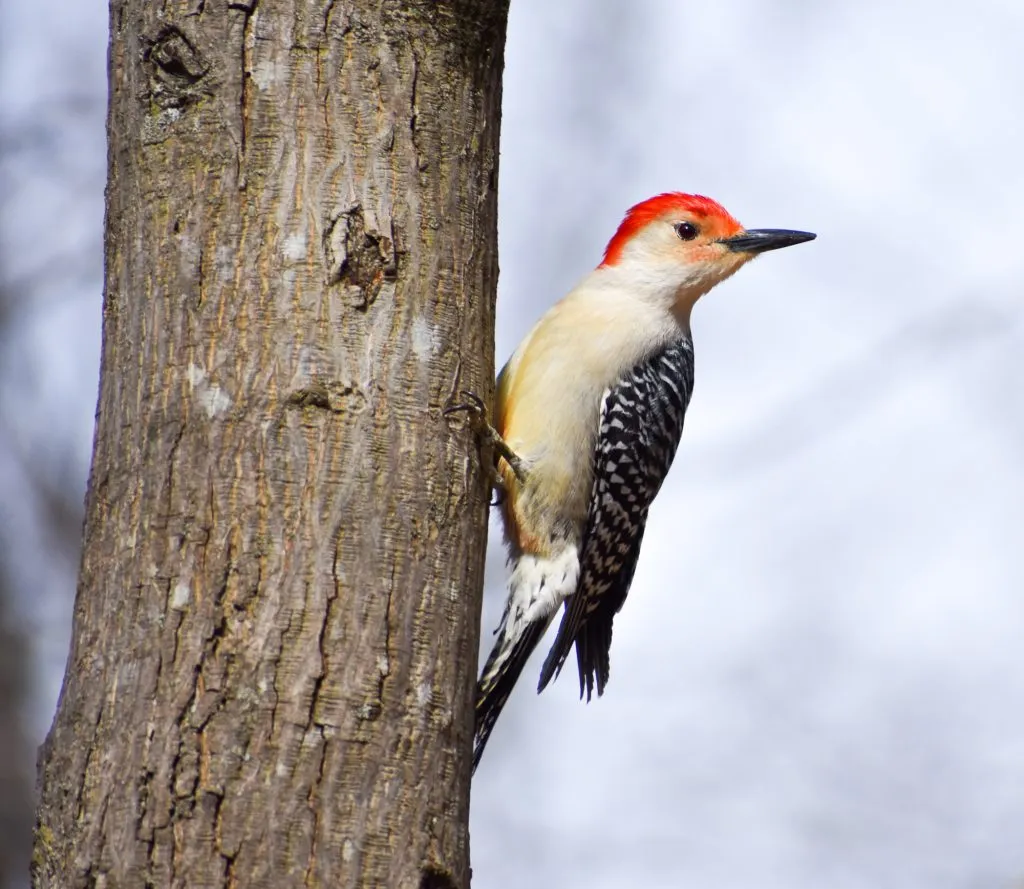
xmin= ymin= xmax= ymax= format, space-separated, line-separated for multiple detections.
xmin=498 ymin=544 xmax=580 ymax=643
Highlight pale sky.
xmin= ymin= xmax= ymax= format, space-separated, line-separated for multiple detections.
xmin=3 ymin=2 xmax=1023 ymax=888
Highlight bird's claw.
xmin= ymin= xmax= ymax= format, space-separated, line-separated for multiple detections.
xmin=444 ymin=389 xmax=528 ymax=486
xmin=443 ymin=390 xmax=488 ymax=425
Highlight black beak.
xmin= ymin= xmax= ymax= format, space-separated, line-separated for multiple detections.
xmin=721 ymin=228 xmax=816 ymax=254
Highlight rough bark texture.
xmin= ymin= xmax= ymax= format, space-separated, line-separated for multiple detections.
xmin=33 ymin=1 xmax=508 ymax=887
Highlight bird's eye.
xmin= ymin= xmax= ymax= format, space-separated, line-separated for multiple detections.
xmin=675 ymin=221 xmax=699 ymax=241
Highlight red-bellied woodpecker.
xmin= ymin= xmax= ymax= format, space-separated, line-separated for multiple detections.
xmin=448 ymin=192 xmax=815 ymax=771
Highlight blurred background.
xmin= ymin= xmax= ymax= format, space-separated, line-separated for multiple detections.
xmin=2 ymin=1 xmax=1023 ymax=887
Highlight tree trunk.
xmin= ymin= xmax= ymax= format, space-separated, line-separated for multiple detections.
xmin=33 ymin=1 xmax=507 ymax=887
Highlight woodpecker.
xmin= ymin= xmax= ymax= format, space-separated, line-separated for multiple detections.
xmin=449 ymin=193 xmax=815 ymax=771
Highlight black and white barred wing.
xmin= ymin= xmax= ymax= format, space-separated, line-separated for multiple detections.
xmin=537 ymin=338 xmax=695 ymax=699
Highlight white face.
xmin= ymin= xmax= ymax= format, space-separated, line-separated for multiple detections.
xmin=614 ymin=212 xmax=753 ymax=308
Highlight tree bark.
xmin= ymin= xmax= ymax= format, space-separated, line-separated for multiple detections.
xmin=33 ymin=1 xmax=507 ymax=887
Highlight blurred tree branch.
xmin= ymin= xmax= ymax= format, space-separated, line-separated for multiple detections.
xmin=0 ymin=565 xmax=31 ymax=889
xmin=0 ymin=59 xmax=105 ymax=889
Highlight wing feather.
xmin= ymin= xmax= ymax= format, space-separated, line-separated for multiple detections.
xmin=537 ymin=338 xmax=695 ymax=697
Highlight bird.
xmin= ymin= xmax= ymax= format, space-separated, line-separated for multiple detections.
xmin=446 ymin=192 xmax=815 ymax=771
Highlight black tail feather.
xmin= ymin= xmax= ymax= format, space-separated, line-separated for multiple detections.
xmin=536 ymin=604 xmax=575 ymax=693
xmin=574 ymin=612 xmax=614 ymax=701
xmin=473 ymin=619 xmax=548 ymax=772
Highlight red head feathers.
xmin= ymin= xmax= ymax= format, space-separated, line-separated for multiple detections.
xmin=600 ymin=192 xmax=743 ymax=267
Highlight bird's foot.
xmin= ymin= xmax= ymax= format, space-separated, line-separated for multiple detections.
xmin=444 ymin=390 xmax=528 ymax=487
